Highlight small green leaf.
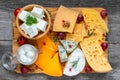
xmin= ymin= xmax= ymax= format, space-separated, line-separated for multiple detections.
xmin=88 ymin=30 xmax=94 ymax=37
xmin=53 ymin=36 xmax=58 ymax=43
xmin=26 ymin=15 xmax=38 ymax=26
xmin=71 ymin=58 xmax=80 ymax=69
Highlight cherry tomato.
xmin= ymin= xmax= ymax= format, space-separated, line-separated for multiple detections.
xmin=17 ymin=36 xmax=27 ymax=46
xmin=14 ymin=8 xmax=21 ymax=16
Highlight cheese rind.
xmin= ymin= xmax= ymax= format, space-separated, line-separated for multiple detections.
xmin=60 ymin=40 xmax=78 ymax=53
xmin=58 ymin=45 xmax=68 ymax=62
xmin=53 ymin=5 xmax=79 ymax=33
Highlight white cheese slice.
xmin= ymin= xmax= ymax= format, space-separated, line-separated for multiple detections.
xmin=25 ymin=24 xmax=38 ymax=38
xmin=18 ymin=10 xmax=31 ymax=22
xmin=60 ymin=40 xmax=78 ymax=53
xmin=63 ymin=48 xmax=86 ymax=76
xmin=36 ymin=19 xmax=48 ymax=32
xmin=31 ymin=7 xmax=45 ymax=19
xmin=20 ymin=23 xmax=29 ymax=34
xmin=58 ymin=45 xmax=68 ymax=62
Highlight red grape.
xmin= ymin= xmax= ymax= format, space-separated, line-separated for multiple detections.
xmin=14 ymin=8 xmax=21 ymax=16
xmin=101 ymin=42 xmax=108 ymax=51
xmin=100 ymin=10 xmax=108 ymax=18
xmin=21 ymin=65 xmax=29 ymax=73
xmin=57 ymin=32 xmax=65 ymax=39
xmin=76 ymin=15 xmax=84 ymax=23
xmin=85 ymin=66 xmax=92 ymax=73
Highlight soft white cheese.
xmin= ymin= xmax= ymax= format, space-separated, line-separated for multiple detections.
xmin=63 ymin=48 xmax=86 ymax=76
xmin=36 ymin=19 xmax=48 ymax=32
xmin=20 ymin=23 xmax=29 ymax=34
xmin=18 ymin=10 xmax=31 ymax=22
xmin=25 ymin=24 xmax=38 ymax=38
xmin=31 ymin=7 xmax=45 ymax=19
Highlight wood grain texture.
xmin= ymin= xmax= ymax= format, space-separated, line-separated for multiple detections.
xmin=0 ymin=0 xmax=120 ymax=80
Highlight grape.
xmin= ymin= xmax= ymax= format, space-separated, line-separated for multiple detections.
xmin=101 ymin=42 xmax=108 ymax=51
xmin=21 ymin=65 xmax=29 ymax=73
xmin=85 ymin=66 xmax=92 ymax=73
xmin=100 ymin=10 xmax=108 ymax=18
xmin=76 ymin=15 xmax=84 ymax=23
xmin=57 ymin=32 xmax=65 ymax=39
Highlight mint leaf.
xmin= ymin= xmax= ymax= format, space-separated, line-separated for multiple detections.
xmin=26 ymin=15 xmax=38 ymax=26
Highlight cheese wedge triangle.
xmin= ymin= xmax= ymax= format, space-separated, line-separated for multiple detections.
xmin=60 ymin=40 xmax=78 ymax=53
xmin=82 ymin=9 xmax=109 ymax=33
xmin=80 ymin=37 xmax=112 ymax=72
xmin=43 ymin=53 xmax=63 ymax=76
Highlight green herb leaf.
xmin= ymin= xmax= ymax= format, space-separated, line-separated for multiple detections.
xmin=53 ymin=36 xmax=58 ymax=43
xmin=26 ymin=15 xmax=38 ymax=26
xmin=71 ymin=58 xmax=80 ymax=69
xmin=88 ymin=30 xmax=94 ymax=37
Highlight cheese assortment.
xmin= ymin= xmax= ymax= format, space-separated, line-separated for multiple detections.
xmin=13 ymin=5 xmax=113 ymax=77
xmin=18 ymin=7 xmax=48 ymax=38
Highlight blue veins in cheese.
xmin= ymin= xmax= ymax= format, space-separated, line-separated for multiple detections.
xmin=63 ymin=48 xmax=86 ymax=76
xmin=60 ymin=40 xmax=78 ymax=54
xmin=58 ymin=45 xmax=68 ymax=63
xmin=31 ymin=7 xmax=45 ymax=19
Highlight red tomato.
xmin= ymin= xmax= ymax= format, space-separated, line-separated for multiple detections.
xmin=17 ymin=36 xmax=27 ymax=46
xmin=14 ymin=8 xmax=21 ymax=16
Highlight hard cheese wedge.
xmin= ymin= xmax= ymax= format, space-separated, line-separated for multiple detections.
xmin=82 ymin=9 xmax=109 ymax=33
xmin=60 ymin=40 xmax=78 ymax=53
xmin=36 ymin=35 xmax=58 ymax=52
xmin=64 ymin=48 xmax=86 ymax=76
xmin=43 ymin=53 xmax=63 ymax=77
xmin=80 ymin=37 xmax=112 ymax=72
xmin=35 ymin=46 xmax=55 ymax=70
xmin=53 ymin=5 xmax=79 ymax=33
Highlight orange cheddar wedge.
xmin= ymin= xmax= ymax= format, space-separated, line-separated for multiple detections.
xmin=37 ymin=35 xmax=58 ymax=52
xmin=35 ymin=46 xmax=56 ymax=70
xmin=43 ymin=53 xmax=63 ymax=77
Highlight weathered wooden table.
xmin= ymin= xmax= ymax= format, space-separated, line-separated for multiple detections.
xmin=0 ymin=0 xmax=120 ymax=80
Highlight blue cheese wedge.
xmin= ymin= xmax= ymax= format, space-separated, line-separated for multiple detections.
xmin=60 ymin=40 xmax=78 ymax=53
xmin=25 ymin=24 xmax=38 ymax=38
xmin=63 ymin=48 xmax=86 ymax=76
xmin=31 ymin=7 xmax=45 ymax=19
xmin=58 ymin=45 xmax=68 ymax=63
xmin=36 ymin=19 xmax=48 ymax=32
xmin=18 ymin=10 xmax=31 ymax=22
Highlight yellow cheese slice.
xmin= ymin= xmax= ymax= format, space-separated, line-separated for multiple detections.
xmin=53 ymin=5 xmax=79 ymax=33
xmin=43 ymin=53 xmax=63 ymax=76
xmin=80 ymin=37 xmax=112 ymax=72
xmin=82 ymin=9 xmax=109 ymax=33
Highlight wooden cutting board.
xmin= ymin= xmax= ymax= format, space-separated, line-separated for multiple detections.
xmin=12 ymin=7 xmax=108 ymax=74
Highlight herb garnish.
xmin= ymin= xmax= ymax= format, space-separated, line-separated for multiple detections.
xmin=71 ymin=58 xmax=80 ymax=69
xmin=88 ymin=30 xmax=94 ymax=37
xmin=26 ymin=15 xmax=38 ymax=26
xmin=53 ymin=36 xmax=58 ymax=43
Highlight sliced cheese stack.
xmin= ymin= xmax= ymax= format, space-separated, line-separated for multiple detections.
xmin=66 ymin=22 xmax=87 ymax=42
xmin=82 ymin=9 xmax=109 ymax=33
xmin=35 ymin=35 xmax=62 ymax=76
xmin=80 ymin=37 xmax=112 ymax=72
xmin=60 ymin=40 xmax=78 ymax=53
xmin=64 ymin=48 xmax=86 ymax=76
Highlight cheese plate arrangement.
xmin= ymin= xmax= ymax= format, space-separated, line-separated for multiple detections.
xmin=12 ymin=4 xmax=112 ymax=77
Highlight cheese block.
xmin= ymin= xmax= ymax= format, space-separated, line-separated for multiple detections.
xmin=31 ymin=7 xmax=45 ymax=19
xmin=35 ymin=46 xmax=56 ymax=70
xmin=58 ymin=45 xmax=68 ymax=62
xmin=43 ymin=53 xmax=63 ymax=76
xmin=36 ymin=35 xmax=58 ymax=52
xmin=82 ymin=9 xmax=109 ymax=33
xmin=60 ymin=40 xmax=78 ymax=53
xmin=53 ymin=5 xmax=79 ymax=33
xmin=80 ymin=37 xmax=112 ymax=72
xmin=64 ymin=48 xmax=86 ymax=76
xmin=66 ymin=34 xmax=83 ymax=42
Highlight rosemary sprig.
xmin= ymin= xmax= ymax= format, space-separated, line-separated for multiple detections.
xmin=26 ymin=15 xmax=38 ymax=26
xmin=53 ymin=36 xmax=58 ymax=43
xmin=88 ymin=30 xmax=94 ymax=37
xmin=71 ymin=58 xmax=80 ymax=69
